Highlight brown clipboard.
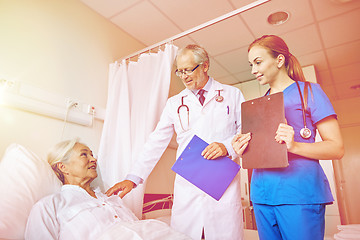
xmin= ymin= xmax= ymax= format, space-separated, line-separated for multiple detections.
xmin=241 ymin=92 xmax=288 ymax=169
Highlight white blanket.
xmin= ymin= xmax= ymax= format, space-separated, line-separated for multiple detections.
xmin=25 ymin=185 xmax=190 ymax=240
xmin=99 ymin=219 xmax=191 ymax=240
xmin=334 ymin=224 xmax=360 ymax=240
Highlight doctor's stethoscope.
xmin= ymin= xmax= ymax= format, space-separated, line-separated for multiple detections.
xmin=266 ymin=81 xmax=311 ymax=139
xmin=177 ymin=90 xmax=224 ymax=131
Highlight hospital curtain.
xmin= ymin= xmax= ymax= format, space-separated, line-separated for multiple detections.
xmin=97 ymin=44 xmax=178 ymax=218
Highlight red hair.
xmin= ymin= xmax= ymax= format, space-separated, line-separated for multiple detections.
xmin=248 ymin=35 xmax=306 ymax=82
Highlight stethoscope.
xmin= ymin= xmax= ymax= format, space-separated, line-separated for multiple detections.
xmin=265 ymin=81 xmax=311 ymax=139
xmin=295 ymin=81 xmax=312 ymax=139
xmin=177 ymin=90 xmax=224 ymax=131
xmin=177 ymin=95 xmax=189 ymax=131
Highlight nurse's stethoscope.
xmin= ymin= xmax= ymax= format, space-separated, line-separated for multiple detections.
xmin=295 ymin=80 xmax=312 ymax=139
xmin=266 ymin=81 xmax=311 ymax=139
xmin=177 ymin=90 xmax=224 ymax=131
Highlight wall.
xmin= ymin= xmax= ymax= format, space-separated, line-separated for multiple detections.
xmin=332 ymin=96 xmax=360 ymax=224
xmin=0 ymin=0 xmax=144 ymax=159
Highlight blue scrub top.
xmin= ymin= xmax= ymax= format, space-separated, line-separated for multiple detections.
xmin=250 ymin=82 xmax=336 ymax=205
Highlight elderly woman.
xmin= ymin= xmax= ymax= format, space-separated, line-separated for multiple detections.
xmin=25 ymin=139 xmax=189 ymax=240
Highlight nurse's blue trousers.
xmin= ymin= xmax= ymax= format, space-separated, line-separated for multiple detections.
xmin=253 ymin=203 xmax=326 ymax=240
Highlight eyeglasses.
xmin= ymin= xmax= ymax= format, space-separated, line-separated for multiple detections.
xmin=175 ymin=65 xmax=199 ymax=77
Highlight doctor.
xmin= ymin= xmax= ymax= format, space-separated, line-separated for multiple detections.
xmin=106 ymin=44 xmax=245 ymax=240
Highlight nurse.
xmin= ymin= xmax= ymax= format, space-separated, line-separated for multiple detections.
xmin=232 ymin=35 xmax=344 ymax=240
xmin=107 ymin=44 xmax=246 ymax=240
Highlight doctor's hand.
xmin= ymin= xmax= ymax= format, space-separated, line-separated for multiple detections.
xmin=275 ymin=123 xmax=295 ymax=150
xmin=201 ymin=142 xmax=227 ymax=160
xmin=106 ymin=180 xmax=135 ymax=198
xmin=231 ymin=132 xmax=251 ymax=156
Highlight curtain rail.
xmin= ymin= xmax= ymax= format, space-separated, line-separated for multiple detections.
xmin=118 ymin=0 xmax=270 ymax=61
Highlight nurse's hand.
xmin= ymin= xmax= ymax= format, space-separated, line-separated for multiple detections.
xmin=202 ymin=142 xmax=227 ymax=160
xmin=106 ymin=180 xmax=135 ymax=198
xmin=231 ymin=132 xmax=251 ymax=155
xmin=275 ymin=123 xmax=295 ymax=150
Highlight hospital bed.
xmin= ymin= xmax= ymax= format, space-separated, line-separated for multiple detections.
xmin=0 ymin=144 xmax=189 ymax=240
xmin=142 ymin=193 xmax=173 ymax=224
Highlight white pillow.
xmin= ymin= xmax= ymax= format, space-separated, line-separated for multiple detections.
xmin=0 ymin=144 xmax=62 ymax=240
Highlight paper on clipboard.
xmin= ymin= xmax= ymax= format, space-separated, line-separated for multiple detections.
xmin=241 ymin=92 xmax=288 ymax=169
xmin=171 ymin=135 xmax=240 ymax=201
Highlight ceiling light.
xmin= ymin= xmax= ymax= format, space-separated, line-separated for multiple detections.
xmin=330 ymin=0 xmax=353 ymax=3
xmin=267 ymin=11 xmax=290 ymax=25
xmin=350 ymin=84 xmax=360 ymax=90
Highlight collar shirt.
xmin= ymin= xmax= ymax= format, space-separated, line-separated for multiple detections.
xmin=192 ymin=77 xmax=212 ymax=101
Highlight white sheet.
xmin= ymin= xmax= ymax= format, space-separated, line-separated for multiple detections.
xmin=25 ymin=185 xmax=139 ymax=240
xmin=25 ymin=185 xmax=190 ymax=240
xmin=98 ymin=219 xmax=190 ymax=240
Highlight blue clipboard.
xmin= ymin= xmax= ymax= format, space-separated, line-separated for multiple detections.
xmin=171 ymin=135 xmax=240 ymax=201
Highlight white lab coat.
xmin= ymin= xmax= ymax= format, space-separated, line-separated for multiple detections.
xmin=131 ymin=78 xmax=245 ymax=240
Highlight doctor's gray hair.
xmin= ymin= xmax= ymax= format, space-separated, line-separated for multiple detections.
xmin=47 ymin=138 xmax=79 ymax=184
xmin=177 ymin=44 xmax=210 ymax=67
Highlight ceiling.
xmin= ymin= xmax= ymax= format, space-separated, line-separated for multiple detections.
xmin=80 ymin=0 xmax=360 ymax=101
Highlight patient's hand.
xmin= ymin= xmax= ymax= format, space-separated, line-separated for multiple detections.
xmin=106 ymin=180 xmax=135 ymax=198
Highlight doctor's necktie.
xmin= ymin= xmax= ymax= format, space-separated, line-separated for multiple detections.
xmin=198 ymin=89 xmax=205 ymax=106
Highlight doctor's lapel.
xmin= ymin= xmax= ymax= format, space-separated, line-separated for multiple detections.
xmin=204 ymin=82 xmax=224 ymax=106
xmin=185 ymin=88 xmax=204 ymax=106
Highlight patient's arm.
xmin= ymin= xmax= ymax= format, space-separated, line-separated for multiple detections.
xmin=25 ymin=198 xmax=59 ymax=240
xmin=106 ymin=180 xmax=136 ymax=198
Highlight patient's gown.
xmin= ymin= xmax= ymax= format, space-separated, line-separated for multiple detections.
xmin=25 ymin=185 xmax=189 ymax=240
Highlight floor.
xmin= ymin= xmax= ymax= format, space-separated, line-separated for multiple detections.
xmin=244 ymin=229 xmax=259 ymax=240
